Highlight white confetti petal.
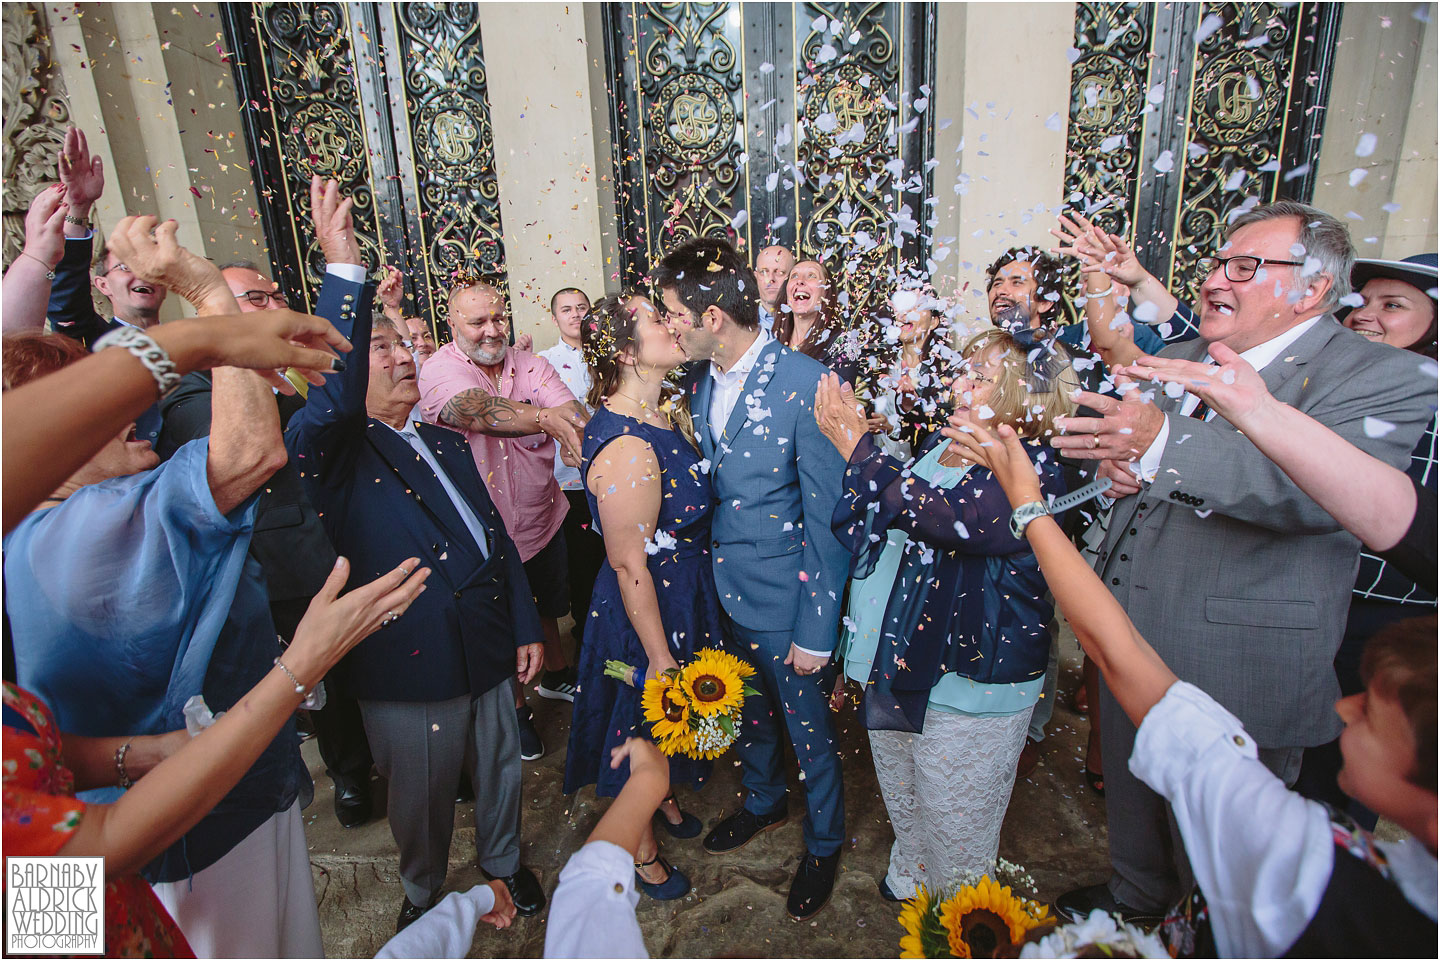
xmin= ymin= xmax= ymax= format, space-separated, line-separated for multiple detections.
xmin=1356 ymin=132 xmax=1378 ymax=157
xmin=1363 ymin=416 xmax=1397 ymax=438
xmin=1349 ymin=168 xmax=1368 ymax=186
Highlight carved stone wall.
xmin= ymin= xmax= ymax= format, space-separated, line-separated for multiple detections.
xmin=2 ymin=3 xmax=71 ymax=269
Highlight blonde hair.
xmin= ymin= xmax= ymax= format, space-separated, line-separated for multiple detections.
xmin=957 ymin=329 xmax=1078 ymax=439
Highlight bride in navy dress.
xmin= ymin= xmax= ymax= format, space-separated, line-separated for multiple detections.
xmin=562 ymin=292 xmax=722 ymax=900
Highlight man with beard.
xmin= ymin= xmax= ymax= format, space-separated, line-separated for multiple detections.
xmin=419 ymin=279 xmax=589 ymax=759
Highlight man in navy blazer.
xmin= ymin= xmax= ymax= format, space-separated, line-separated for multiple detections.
xmin=657 ymin=238 xmax=851 ymax=921
xmin=284 ymin=179 xmax=543 ymax=932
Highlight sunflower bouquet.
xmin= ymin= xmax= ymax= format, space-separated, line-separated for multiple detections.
xmin=603 ymin=648 xmax=759 ymax=760
xmin=899 ymin=876 xmax=1053 ymax=959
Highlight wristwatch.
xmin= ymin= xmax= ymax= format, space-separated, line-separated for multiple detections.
xmin=1009 ymin=500 xmax=1050 ymax=539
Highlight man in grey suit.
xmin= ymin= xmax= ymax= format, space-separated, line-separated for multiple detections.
xmin=1046 ymin=201 xmax=1435 ymax=919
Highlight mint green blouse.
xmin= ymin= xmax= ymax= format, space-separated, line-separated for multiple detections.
xmin=839 ymin=438 xmax=1044 ymax=718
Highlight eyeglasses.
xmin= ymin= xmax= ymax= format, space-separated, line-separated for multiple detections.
xmin=100 ymin=262 xmax=131 ymax=276
xmin=1197 ymin=255 xmax=1306 ymax=283
xmin=235 ymin=289 xmax=290 ymax=308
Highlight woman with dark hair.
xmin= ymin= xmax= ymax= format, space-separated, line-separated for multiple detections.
xmin=817 ymin=328 xmax=1078 ymax=899
xmin=867 ymin=285 xmax=958 ymax=460
xmin=775 ymin=259 xmax=860 ymax=381
xmin=562 ymin=293 xmax=722 ymax=901
xmin=1299 ymin=253 xmax=1439 ymax=822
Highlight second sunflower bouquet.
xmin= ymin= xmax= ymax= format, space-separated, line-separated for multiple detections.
xmin=603 ymin=648 xmax=760 ymax=760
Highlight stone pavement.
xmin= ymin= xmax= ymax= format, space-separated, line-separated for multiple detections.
xmin=302 ymin=631 xmax=1109 ymax=958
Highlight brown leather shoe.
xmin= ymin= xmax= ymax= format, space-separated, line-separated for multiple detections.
xmin=1016 ymin=739 xmax=1040 ymax=779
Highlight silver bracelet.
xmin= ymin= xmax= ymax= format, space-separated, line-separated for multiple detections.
xmin=92 ymin=326 xmax=181 ymax=397
xmin=115 ymin=738 xmax=135 ymax=789
xmin=273 ymin=657 xmax=309 ymax=696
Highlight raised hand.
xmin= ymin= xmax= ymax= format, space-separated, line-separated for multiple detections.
xmin=309 ymin=175 xmax=361 ymax=267
xmin=22 ymin=184 xmax=69 ymax=269
xmin=160 ymin=308 xmax=351 ymax=393
xmin=813 ymin=372 xmax=867 ymax=460
xmin=377 ymin=265 xmax=404 ymax=311
xmin=281 ymin=557 xmax=431 ymax=689
xmin=1051 ymin=388 xmax=1165 ymax=461
xmin=944 ymin=421 xmax=1045 ymax=510
xmin=1116 ymin=344 xmax=1272 ymax=428
xmin=58 ymin=127 xmax=104 ymax=211
xmin=514 ymin=332 xmax=533 ymax=353
xmin=107 ymin=216 xmax=229 ymax=313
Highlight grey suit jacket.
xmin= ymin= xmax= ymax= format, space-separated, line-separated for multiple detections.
xmin=1098 ymin=316 xmax=1434 ymax=746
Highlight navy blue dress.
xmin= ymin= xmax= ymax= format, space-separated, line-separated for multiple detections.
xmin=563 ymin=407 xmax=722 ymax=798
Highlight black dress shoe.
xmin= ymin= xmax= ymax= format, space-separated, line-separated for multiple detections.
xmin=702 ymin=803 xmax=789 ymax=854
xmin=333 ymin=782 xmax=371 ymax=829
xmin=788 ymin=851 xmax=840 ymax=920
xmin=396 ymin=895 xmax=435 ymax=933
xmin=878 ymin=877 xmax=903 ymax=902
xmin=1054 ymin=882 xmax=1162 ymax=925
xmin=483 ymin=864 xmax=546 ymax=916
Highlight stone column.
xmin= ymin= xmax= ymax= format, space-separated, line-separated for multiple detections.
xmin=1311 ymin=3 xmax=1437 ymax=259
xmin=929 ymin=2 xmax=1076 ymax=323
xmin=478 ymin=2 xmax=610 ymax=347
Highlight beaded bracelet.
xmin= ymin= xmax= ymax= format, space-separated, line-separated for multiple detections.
xmin=273 ymin=658 xmax=309 ymax=697
xmin=92 ymin=326 xmax=181 ymax=398
xmin=114 ymin=738 xmax=135 ymax=789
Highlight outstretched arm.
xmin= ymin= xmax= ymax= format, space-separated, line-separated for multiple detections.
xmin=57 ymin=557 xmax=429 ymax=877
xmin=1117 ymin=345 xmax=1424 ymax=553
xmin=105 ymin=216 xmax=288 ymax=514
xmin=947 ymin=421 xmax=1178 ymax=727
xmin=3 ymin=184 xmax=69 ymax=332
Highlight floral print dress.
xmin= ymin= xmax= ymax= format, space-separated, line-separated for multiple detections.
xmin=3 ymin=682 xmax=193 ymax=958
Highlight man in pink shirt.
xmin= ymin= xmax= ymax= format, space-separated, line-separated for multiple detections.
xmin=419 ymin=279 xmax=589 ymax=759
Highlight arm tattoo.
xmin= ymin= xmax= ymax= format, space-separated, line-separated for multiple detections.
xmin=440 ymin=388 xmax=536 ymax=437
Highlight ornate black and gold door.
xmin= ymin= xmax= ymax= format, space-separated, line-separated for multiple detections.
xmin=604 ymin=2 xmax=937 ymax=316
xmin=221 ymin=2 xmax=505 ymax=327
xmin=1064 ymin=2 xmax=1340 ymax=327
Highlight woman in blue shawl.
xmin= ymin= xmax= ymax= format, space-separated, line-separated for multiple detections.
xmin=815 ymin=327 xmax=1077 ymax=900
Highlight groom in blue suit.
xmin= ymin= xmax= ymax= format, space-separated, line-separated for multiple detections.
xmin=656 ymin=238 xmax=851 ymax=920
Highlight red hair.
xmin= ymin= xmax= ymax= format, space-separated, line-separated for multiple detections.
xmin=3 ymin=332 xmax=88 ymax=391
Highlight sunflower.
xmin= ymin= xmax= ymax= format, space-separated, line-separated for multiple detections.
xmin=937 ymin=876 xmax=1050 ymax=959
xmin=641 ymin=675 xmax=692 ymax=746
xmin=655 ymin=721 xmax=696 ymax=758
xmin=898 ymin=885 xmax=950 ymax=959
xmin=679 ymin=649 xmax=750 ymax=717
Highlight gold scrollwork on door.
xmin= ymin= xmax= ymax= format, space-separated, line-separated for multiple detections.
xmin=1063 ymin=2 xmax=1152 ymax=241
xmin=1170 ymin=3 xmax=1304 ymax=300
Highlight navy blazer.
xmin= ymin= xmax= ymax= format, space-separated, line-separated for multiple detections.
xmin=284 ymin=272 xmax=541 ymax=702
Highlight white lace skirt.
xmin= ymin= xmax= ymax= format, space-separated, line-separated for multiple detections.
xmin=869 ymin=704 xmax=1034 ymax=897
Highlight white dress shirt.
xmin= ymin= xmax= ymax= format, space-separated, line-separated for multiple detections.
xmin=543 ymin=841 xmax=648 ymax=958
xmin=386 ymin=419 xmax=490 ymax=560
xmin=1135 ymin=316 xmax=1322 ymax=482
xmin=708 ymin=329 xmax=772 ymax=445
xmin=374 ymin=884 xmax=498 ymax=958
xmin=537 ymin=338 xmax=593 ymax=491
xmin=758 ymin=304 xmax=776 ymax=333
xmin=1131 ymin=681 xmax=1436 ymax=958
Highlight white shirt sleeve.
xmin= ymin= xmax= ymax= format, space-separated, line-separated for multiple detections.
xmin=1130 ymin=681 xmax=1334 ymax=958
xmin=1134 ymin=413 xmax=1170 ymax=483
xmin=544 ymin=841 xmax=648 ymax=959
xmin=791 ymin=644 xmax=833 ymax=660
xmin=374 ymin=884 xmax=497 ymax=959
xmin=326 ymin=262 xmax=367 ymax=283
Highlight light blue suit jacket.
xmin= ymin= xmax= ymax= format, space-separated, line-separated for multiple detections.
xmin=685 ymin=338 xmax=852 ymax=654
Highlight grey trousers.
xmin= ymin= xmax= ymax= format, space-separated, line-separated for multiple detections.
xmin=1098 ymin=675 xmax=1303 ymax=912
xmin=359 ymin=680 xmax=522 ymax=907
xmin=1027 ymin=626 xmax=1061 ymax=742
